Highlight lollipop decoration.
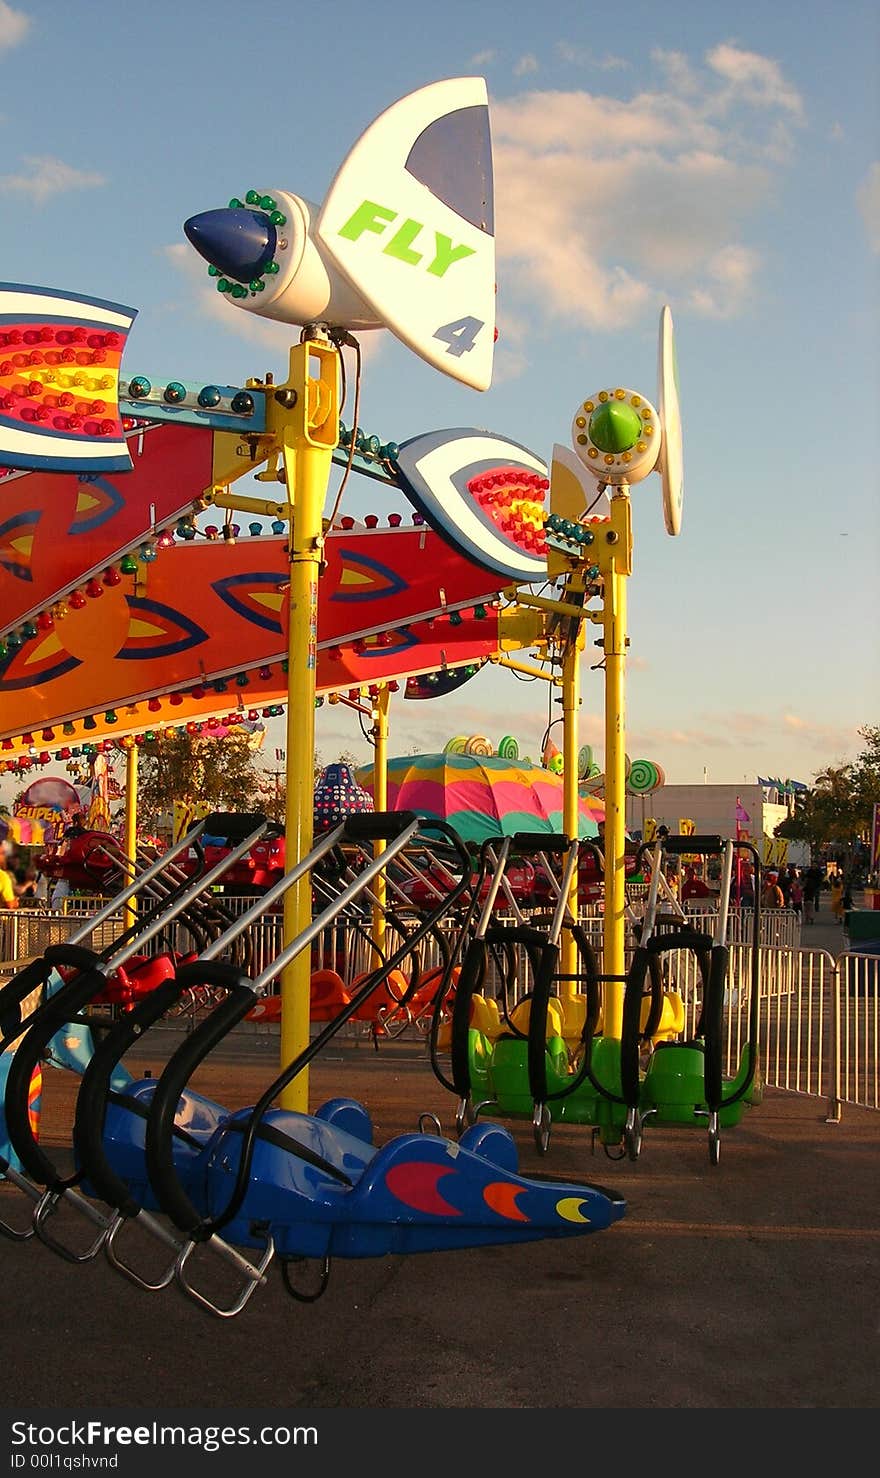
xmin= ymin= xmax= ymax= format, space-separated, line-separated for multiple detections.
xmin=577 ymin=744 xmax=593 ymax=780
xmin=579 ymin=755 xmax=665 ymax=797
xmin=464 ymin=734 xmax=493 ymax=757
xmin=497 ymin=734 xmax=519 ymax=760
xmin=627 ymin=758 xmax=660 ymax=794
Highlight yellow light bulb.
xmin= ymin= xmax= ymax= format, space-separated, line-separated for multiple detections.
xmin=636 ymin=442 xmax=646 ymax=453
xmin=587 ymin=448 xmax=598 ymax=459
xmin=641 ymin=407 xmax=651 ymax=418
xmin=631 ymin=395 xmax=641 ymax=406
xmin=622 ymin=451 xmax=631 ymax=463
xmin=575 ymin=415 xmax=586 ymax=428
xmin=598 ymin=390 xmax=609 ymax=402
xmin=614 ymin=388 xmax=625 ymax=400
xmin=643 ymin=424 xmax=653 ymax=436
xmin=584 ymin=401 xmax=595 ymax=412
xmin=576 ymin=433 xmax=588 ymax=445
xmin=603 ymin=454 xmax=615 ymax=465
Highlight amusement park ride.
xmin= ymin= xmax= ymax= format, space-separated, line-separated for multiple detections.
xmin=0 ymin=77 xmax=764 ymax=1315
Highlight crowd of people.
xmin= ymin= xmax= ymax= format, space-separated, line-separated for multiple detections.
xmin=754 ymin=861 xmax=847 ymax=922
xmin=678 ymin=857 xmax=848 ymax=925
xmin=0 ymin=833 xmax=859 ymax=926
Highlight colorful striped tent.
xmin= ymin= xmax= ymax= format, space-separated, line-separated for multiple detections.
xmin=357 ymin=752 xmax=605 ymax=846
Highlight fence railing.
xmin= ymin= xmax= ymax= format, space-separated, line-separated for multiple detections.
xmin=2 ymin=900 xmax=875 ymax=1119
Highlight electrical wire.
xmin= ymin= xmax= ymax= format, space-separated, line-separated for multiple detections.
xmin=358 ymin=707 xmax=375 ymax=747
xmin=326 ymin=332 xmax=362 ymax=532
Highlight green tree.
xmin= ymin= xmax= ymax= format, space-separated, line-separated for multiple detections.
xmin=775 ymin=726 xmax=880 ymax=869
xmin=137 ymin=731 xmax=264 ymax=833
xmin=850 ymin=725 xmax=880 ymax=816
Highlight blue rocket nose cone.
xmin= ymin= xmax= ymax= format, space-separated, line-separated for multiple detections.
xmin=183 ymin=208 xmax=277 ymax=284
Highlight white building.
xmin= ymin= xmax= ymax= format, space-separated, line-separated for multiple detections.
xmin=624 ymin=783 xmax=809 ymax=867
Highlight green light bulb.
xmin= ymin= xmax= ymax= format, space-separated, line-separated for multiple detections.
xmin=588 ymin=400 xmax=642 ymax=453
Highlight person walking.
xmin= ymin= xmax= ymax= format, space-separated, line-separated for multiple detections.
xmin=829 ymin=874 xmax=846 ymax=924
xmin=739 ymin=860 xmax=756 ymax=909
xmin=762 ymin=872 xmax=784 ymax=910
xmin=803 ymin=864 xmax=823 ymax=924
xmin=789 ymin=871 xmax=803 ymax=922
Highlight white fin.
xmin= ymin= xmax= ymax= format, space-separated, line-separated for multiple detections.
xmin=658 ymin=305 xmax=683 ymax=535
xmin=318 ymin=79 xmax=495 ymax=390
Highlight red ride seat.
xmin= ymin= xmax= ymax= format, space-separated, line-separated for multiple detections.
xmin=94 ymin=953 xmax=177 ymax=1010
xmin=348 ymin=968 xmax=410 ymax=1023
xmin=309 ymin=969 xmax=351 ymax=1021
xmin=246 ymin=995 xmax=282 ymax=1023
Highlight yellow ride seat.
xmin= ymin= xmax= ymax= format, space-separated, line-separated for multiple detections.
xmin=648 ymin=991 xmax=686 ymax=1042
xmin=507 ymin=997 xmax=566 ymax=1041
xmin=436 ymin=993 xmax=502 ymax=1050
xmin=595 ymin=991 xmax=686 ymax=1044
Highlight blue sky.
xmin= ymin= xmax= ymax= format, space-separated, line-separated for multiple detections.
xmin=0 ymin=0 xmax=877 ymax=793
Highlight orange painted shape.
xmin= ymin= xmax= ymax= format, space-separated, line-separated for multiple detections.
xmin=482 ymin=1180 xmax=530 ymax=1222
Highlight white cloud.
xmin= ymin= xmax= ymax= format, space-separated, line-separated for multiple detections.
xmin=687 ymin=243 xmax=761 ymax=318
xmin=470 ymin=49 xmax=496 ymax=66
xmin=856 ymin=162 xmax=880 ymax=253
xmin=0 ymin=1 xmax=28 ymax=52
xmin=491 ymin=303 xmax=530 ymax=382
xmin=0 ymin=155 xmax=105 ymax=203
xmin=651 ymin=48 xmax=701 ymax=96
xmin=489 ymin=46 xmax=804 ymax=335
xmin=706 ymin=42 xmax=804 ymax=119
xmin=513 ymin=54 xmax=538 ymax=78
xmin=556 ymin=41 xmax=628 ymax=72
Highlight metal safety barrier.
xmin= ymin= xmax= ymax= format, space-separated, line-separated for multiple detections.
xmin=4 ymin=895 xmax=874 ymax=1119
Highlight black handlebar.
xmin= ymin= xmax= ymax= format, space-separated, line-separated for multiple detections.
xmin=3 ymin=956 xmax=109 ymax=1190
xmin=511 ymin=832 xmax=571 ymax=855
xmin=143 ymin=962 xmax=256 ymax=1235
xmin=343 ymin=810 xmax=418 ymax=843
xmin=142 ymin=824 xmax=475 ymax=1242
xmin=72 ymin=965 xmax=225 ymax=1218
xmin=657 ymin=834 xmax=725 ymax=855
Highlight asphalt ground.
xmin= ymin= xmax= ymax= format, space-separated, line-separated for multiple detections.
xmin=1 ymin=891 xmax=877 ymax=1413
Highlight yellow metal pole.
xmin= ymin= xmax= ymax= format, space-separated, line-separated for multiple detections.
xmin=599 ymin=488 xmax=632 ymax=1038
xmin=123 ymin=743 xmax=138 ymax=931
xmin=370 ymin=682 xmax=391 ymax=960
xmin=278 ymin=338 xmax=339 ymax=1112
xmin=560 ymin=632 xmax=581 ymax=1014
